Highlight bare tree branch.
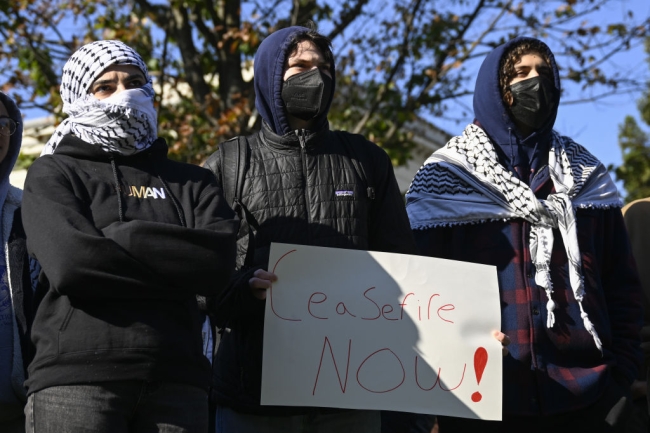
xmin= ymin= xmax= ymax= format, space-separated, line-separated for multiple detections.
xmin=250 ymin=0 xmax=284 ymax=27
xmin=415 ymin=0 xmax=510 ymax=108
xmin=327 ymin=0 xmax=370 ymax=41
xmin=528 ymin=0 xmax=609 ymax=28
xmin=563 ymin=87 xmax=647 ymax=104
xmin=214 ymin=0 xmax=247 ymax=110
xmin=352 ymin=0 xmax=425 ymax=134
xmin=379 ymin=0 xmax=505 ymax=145
xmin=291 ymin=0 xmax=300 ymax=26
xmin=566 ymin=25 xmax=649 ymax=74
xmin=156 ymin=16 xmax=170 ymax=111
xmin=134 ymin=0 xmax=214 ymax=112
xmin=170 ymin=7 xmax=214 ymax=106
xmin=192 ymin=2 xmax=222 ymax=53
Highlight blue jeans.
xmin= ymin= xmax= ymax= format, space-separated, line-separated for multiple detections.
xmin=215 ymin=406 xmax=380 ymax=433
xmin=26 ymin=381 xmax=208 ymax=433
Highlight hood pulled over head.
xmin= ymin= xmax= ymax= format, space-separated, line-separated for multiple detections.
xmin=472 ymin=36 xmax=561 ymax=177
xmin=0 ymin=91 xmax=22 ymax=187
xmin=254 ymin=26 xmax=336 ymax=136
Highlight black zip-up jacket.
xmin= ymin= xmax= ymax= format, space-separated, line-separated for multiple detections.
xmin=204 ymin=122 xmax=416 ymax=415
xmin=22 ymin=135 xmax=238 ymax=394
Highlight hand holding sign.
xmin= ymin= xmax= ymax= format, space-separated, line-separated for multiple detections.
xmin=249 ymin=268 xmax=277 ymax=299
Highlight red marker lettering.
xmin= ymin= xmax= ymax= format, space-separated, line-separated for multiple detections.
xmin=414 ymin=356 xmax=466 ymax=391
xmin=356 ymin=348 xmax=405 ymax=393
xmin=269 ymin=249 xmax=301 ymax=321
xmin=472 ymin=347 xmax=488 ymax=402
xmin=308 ymin=292 xmax=328 ymax=320
xmin=312 ymin=337 xmax=351 ymax=395
xmin=361 ymin=287 xmax=381 ymax=320
xmin=382 ymin=304 xmax=398 ymax=321
xmin=437 ymin=304 xmax=455 ymax=323
xmin=336 ymin=302 xmax=357 ymax=318
xmin=400 ymin=293 xmax=415 ymax=320
xmin=427 ymin=294 xmax=440 ymax=320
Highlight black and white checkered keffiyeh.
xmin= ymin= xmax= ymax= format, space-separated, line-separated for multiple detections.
xmin=42 ymin=40 xmax=157 ymax=156
xmin=406 ymin=124 xmax=622 ymax=353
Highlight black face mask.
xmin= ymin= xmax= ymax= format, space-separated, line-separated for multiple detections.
xmin=508 ymin=75 xmax=559 ymax=131
xmin=281 ymin=68 xmax=333 ymax=121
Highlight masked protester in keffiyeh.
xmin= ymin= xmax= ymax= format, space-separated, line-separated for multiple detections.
xmin=21 ymin=40 xmax=238 ymax=433
xmin=41 ymin=40 xmax=157 ymax=156
xmin=406 ymin=37 xmax=643 ymax=432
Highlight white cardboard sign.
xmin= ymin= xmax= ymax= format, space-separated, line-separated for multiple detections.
xmin=261 ymin=243 xmax=502 ymax=420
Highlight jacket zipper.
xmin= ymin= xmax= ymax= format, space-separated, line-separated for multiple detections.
xmin=297 ymin=129 xmax=312 ymax=243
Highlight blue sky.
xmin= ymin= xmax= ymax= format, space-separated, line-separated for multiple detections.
xmin=555 ymin=39 xmax=648 ymax=172
xmin=550 ymin=0 xmax=650 ymax=173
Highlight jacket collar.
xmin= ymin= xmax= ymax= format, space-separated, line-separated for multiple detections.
xmin=259 ymin=121 xmax=330 ymax=152
xmin=52 ymin=134 xmax=169 ymax=161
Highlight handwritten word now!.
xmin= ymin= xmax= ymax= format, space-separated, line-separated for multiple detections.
xmin=311 ymin=337 xmax=477 ymax=397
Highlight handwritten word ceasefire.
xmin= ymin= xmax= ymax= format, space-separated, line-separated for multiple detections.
xmin=269 ymin=286 xmax=456 ymax=324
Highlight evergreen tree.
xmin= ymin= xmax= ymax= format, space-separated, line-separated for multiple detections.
xmin=615 ymin=38 xmax=650 ymax=203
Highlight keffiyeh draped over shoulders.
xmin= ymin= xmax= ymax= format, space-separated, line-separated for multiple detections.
xmin=406 ymin=123 xmax=622 ymax=352
xmin=42 ymin=40 xmax=158 ymax=156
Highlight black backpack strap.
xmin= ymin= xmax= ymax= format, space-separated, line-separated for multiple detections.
xmin=336 ymin=131 xmax=375 ymax=200
xmin=218 ymin=136 xmax=247 ymax=207
xmin=218 ymin=136 xmax=259 ymax=269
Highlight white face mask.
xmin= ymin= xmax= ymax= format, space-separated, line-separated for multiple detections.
xmin=97 ymin=84 xmax=156 ymax=111
xmin=43 ymin=84 xmax=158 ymax=156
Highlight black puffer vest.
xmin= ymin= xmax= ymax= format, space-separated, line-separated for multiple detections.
xmin=213 ymin=123 xmax=377 ymax=269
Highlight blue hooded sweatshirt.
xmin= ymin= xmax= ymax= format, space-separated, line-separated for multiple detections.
xmin=473 ymin=36 xmax=561 ymax=184
xmin=0 ymin=91 xmax=26 ymax=420
xmin=253 ymin=26 xmax=336 ymax=136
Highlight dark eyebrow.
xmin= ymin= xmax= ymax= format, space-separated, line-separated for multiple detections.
xmin=92 ymin=78 xmax=117 ymax=87
xmin=92 ymin=73 xmax=145 ymax=87
xmin=287 ymin=59 xmax=331 ymax=72
xmin=124 ymin=73 xmax=145 ymax=82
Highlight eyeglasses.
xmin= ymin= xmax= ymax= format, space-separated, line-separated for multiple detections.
xmin=0 ymin=117 xmax=17 ymax=137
